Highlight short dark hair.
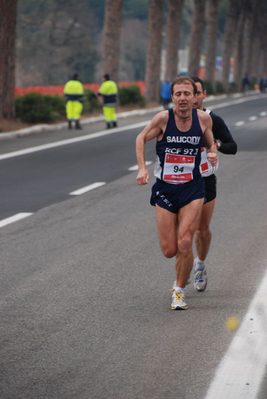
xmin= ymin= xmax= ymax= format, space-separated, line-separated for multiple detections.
xmin=171 ymin=76 xmax=197 ymax=95
xmin=103 ymin=73 xmax=110 ymax=80
xmin=191 ymin=76 xmax=205 ymax=92
xmin=72 ymin=73 xmax=79 ymax=80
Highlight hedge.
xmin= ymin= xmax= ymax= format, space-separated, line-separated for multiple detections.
xmin=16 ymin=92 xmax=65 ymax=123
xmin=15 ymin=85 xmax=145 ymax=123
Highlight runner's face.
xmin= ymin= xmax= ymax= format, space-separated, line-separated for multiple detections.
xmin=171 ymin=83 xmax=194 ymax=112
xmin=193 ymin=82 xmax=206 ymax=109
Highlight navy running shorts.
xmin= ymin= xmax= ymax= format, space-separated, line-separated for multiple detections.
xmin=150 ymin=177 xmax=205 ymax=214
xmin=203 ymin=174 xmax=217 ymax=204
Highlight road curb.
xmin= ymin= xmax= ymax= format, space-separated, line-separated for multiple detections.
xmin=0 ymin=91 xmax=258 ymax=141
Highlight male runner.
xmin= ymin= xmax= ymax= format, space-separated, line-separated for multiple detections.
xmin=136 ymin=76 xmax=217 ymax=310
xmin=191 ymin=77 xmax=237 ymax=291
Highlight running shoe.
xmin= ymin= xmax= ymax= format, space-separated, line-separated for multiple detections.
xmin=170 ymin=289 xmax=188 ymax=310
xmin=194 ymin=265 xmax=208 ymax=292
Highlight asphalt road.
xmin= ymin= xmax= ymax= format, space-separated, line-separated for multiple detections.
xmin=1 ymin=93 xmax=267 ymax=398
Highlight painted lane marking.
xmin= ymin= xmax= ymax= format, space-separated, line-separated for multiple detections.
xmin=260 ymin=111 xmax=267 ymax=116
xmin=235 ymin=121 xmax=245 ymax=126
xmin=205 ymin=270 xmax=267 ymax=399
xmin=0 ymin=121 xmax=151 ymax=161
xmin=209 ymin=94 xmax=266 ymax=111
xmin=0 ymin=213 xmax=33 ymax=228
xmin=249 ymin=116 xmax=258 ymax=121
xmin=128 ymin=161 xmax=153 ymax=171
xmin=69 ymin=182 xmax=106 ymax=196
xmin=1 ymin=94 xmax=267 ymax=162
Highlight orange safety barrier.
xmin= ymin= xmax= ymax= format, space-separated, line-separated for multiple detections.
xmin=15 ymin=81 xmax=146 ymax=97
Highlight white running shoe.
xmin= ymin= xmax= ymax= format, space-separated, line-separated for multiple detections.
xmin=194 ymin=264 xmax=208 ymax=292
xmin=170 ymin=289 xmax=188 ymax=310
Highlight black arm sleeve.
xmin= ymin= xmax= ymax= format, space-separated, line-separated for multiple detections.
xmin=210 ymin=111 xmax=237 ymax=154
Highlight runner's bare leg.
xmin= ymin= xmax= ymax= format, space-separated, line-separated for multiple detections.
xmin=195 ymin=199 xmax=215 ymax=261
xmin=176 ymin=199 xmax=204 ymax=287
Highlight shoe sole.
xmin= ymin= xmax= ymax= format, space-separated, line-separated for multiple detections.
xmin=194 ymin=278 xmax=208 ymax=292
xmin=171 ymin=306 xmax=188 ymax=310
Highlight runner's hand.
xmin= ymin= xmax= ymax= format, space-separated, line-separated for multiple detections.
xmin=207 ymin=152 xmax=218 ymax=166
xmin=136 ymin=169 xmax=149 ymax=185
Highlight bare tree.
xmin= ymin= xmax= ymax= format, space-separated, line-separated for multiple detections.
xmin=188 ymin=0 xmax=206 ymax=77
xmin=17 ymin=0 xmax=98 ymax=86
xmin=221 ymin=0 xmax=239 ymax=91
xmin=257 ymin=0 xmax=267 ymax=76
xmin=165 ymin=0 xmax=184 ymax=81
xmin=145 ymin=0 xmax=164 ymax=103
xmin=0 ymin=0 xmax=17 ymax=119
xmin=250 ymin=33 xmax=261 ymax=80
xmin=119 ymin=19 xmax=148 ymax=81
xmin=242 ymin=0 xmax=260 ymax=78
xmin=101 ymin=0 xmax=123 ymax=83
xmin=204 ymin=0 xmax=219 ymax=87
xmin=233 ymin=3 xmax=246 ymax=90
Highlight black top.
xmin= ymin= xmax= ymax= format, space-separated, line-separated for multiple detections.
xmin=204 ymin=108 xmax=237 ymax=155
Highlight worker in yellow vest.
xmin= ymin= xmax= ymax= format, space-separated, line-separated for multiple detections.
xmin=64 ymin=74 xmax=84 ymax=129
xmin=98 ymin=74 xmax=118 ymax=129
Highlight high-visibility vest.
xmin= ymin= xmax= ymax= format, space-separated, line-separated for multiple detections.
xmin=98 ymin=80 xmax=118 ymax=106
xmin=64 ymin=80 xmax=84 ymax=101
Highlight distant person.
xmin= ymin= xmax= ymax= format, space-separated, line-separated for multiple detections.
xmin=98 ymin=74 xmax=118 ymax=129
xmin=241 ymin=73 xmax=250 ymax=92
xmin=259 ymin=74 xmax=267 ymax=93
xmin=63 ymin=74 xmax=84 ymax=130
xmin=160 ymin=78 xmax=172 ymax=109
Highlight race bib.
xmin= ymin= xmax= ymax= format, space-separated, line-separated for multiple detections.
xmin=163 ymin=154 xmax=195 ymax=184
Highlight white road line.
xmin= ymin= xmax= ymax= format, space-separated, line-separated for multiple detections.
xmin=209 ymin=94 xmax=266 ymax=111
xmin=249 ymin=116 xmax=258 ymax=121
xmin=69 ymin=182 xmax=106 ymax=196
xmin=205 ymin=270 xmax=267 ymax=399
xmin=0 ymin=213 xmax=33 ymax=228
xmin=235 ymin=121 xmax=245 ymax=126
xmin=1 ymin=94 xmax=266 ymax=163
xmin=128 ymin=161 xmax=153 ymax=171
xmin=0 ymin=95 xmax=266 ymax=163
xmin=260 ymin=111 xmax=267 ymax=116
xmin=0 ymin=121 xmax=151 ymax=161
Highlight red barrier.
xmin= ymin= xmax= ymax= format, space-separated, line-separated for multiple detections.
xmin=15 ymin=81 xmax=146 ymax=97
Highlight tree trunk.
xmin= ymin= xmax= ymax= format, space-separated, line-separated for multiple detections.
xmin=145 ymin=0 xmax=164 ymax=103
xmin=262 ymin=48 xmax=267 ymax=75
xmin=0 ymin=0 xmax=17 ymax=119
xmin=165 ymin=0 xmax=184 ymax=80
xmin=250 ymin=34 xmax=261 ymax=80
xmin=101 ymin=0 xmax=123 ymax=83
xmin=204 ymin=0 xmax=219 ymax=87
xmin=233 ymin=5 xmax=246 ymax=90
xmin=188 ymin=0 xmax=207 ymax=77
xmin=221 ymin=0 xmax=238 ymax=91
xmin=242 ymin=0 xmax=259 ymax=78
xmin=258 ymin=0 xmax=267 ymax=75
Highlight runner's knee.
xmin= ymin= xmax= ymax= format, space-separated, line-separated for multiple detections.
xmin=178 ymin=235 xmax=192 ymax=254
xmin=196 ymin=225 xmax=211 ymax=240
xmin=161 ymin=242 xmax=177 ymax=258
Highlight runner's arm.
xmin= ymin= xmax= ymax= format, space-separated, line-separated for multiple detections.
xmin=211 ymin=113 xmax=237 ymax=154
xmin=200 ymin=111 xmax=218 ymax=166
xmin=136 ymin=112 xmax=166 ymax=185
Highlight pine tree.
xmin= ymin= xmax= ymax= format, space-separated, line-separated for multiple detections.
xmin=0 ymin=0 xmax=17 ymax=119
